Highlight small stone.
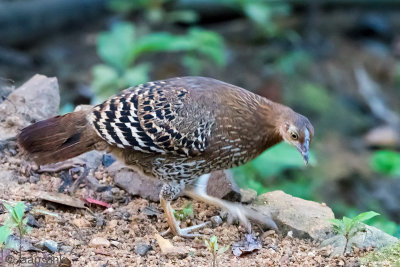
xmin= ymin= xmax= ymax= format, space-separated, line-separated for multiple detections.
xmin=211 ymin=216 xmax=222 ymax=227
xmin=111 ymin=187 xmax=120 ymax=194
xmin=102 ymin=154 xmax=116 ymax=167
xmin=29 ymin=175 xmax=40 ymax=183
xmin=89 ymin=237 xmax=110 ymax=248
xmin=95 ymin=216 xmax=106 ymax=227
xmin=26 ymin=214 xmax=40 ymax=228
xmin=111 ymin=241 xmax=120 ymax=248
xmin=17 ymin=176 xmax=28 ymax=184
xmin=43 ymin=240 xmax=59 ymax=253
xmin=102 ymin=191 xmax=114 ymax=203
xmin=287 ymin=231 xmax=293 ymax=238
xmin=135 ymin=243 xmax=152 ymax=256
xmin=240 ymin=188 xmax=257 ymax=203
xmin=61 ymin=245 xmax=73 ymax=253
xmin=108 ymin=219 xmax=118 ymax=228
xmin=122 ymin=211 xmax=131 ymax=221
xmin=72 ymin=218 xmax=91 ymax=228
xmin=94 ymin=171 xmax=103 ymax=179
xmin=155 ymin=234 xmax=188 ymax=259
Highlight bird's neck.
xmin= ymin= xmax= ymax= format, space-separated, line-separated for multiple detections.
xmin=255 ymin=98 xmax=288 ymax=149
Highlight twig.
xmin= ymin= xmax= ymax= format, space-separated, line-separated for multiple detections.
xmin=354 ymin=66 xmax=400 ymax=130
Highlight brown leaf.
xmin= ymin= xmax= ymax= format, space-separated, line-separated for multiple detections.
xmin=232 ymin=233 xmax=262 ymax=257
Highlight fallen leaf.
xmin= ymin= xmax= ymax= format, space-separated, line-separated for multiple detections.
xmin=232 ymin=233 xmax=262 ymax=256
xmin=83 ymin=197 xmax=111 ymax=208
xmin=35 ymin=191 xmax=85 ymax=209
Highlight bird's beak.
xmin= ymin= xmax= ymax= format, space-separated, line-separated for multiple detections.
xmin=296 ymin=140 xmax=310 ymax=166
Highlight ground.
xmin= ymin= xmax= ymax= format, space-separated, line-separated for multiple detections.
xmin=0 ymin=150 xmax=374 ymax=267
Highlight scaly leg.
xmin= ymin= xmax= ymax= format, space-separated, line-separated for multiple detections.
xmin=159 ymin=183 xmax=210 ymax=238
xmin=185 ymin=174 xmax=277 ymax=232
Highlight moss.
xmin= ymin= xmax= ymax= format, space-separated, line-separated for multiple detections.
xmin=360 ymin=242 xmax=400 ymax=266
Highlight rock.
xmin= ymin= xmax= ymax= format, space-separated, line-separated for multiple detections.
xmin=26 ymin=214 xmax=40 ymax=228
xmin=77 ymin=150 xmax=104 ymax=170
xmin=110 ymin=163 xmax=164 ymax=202
xmin=240 ymin=188 xmax=257 ymax=203
xmin=135 ymin=243 xmax=153 ymax=256
xmin=109 ymin=161 xmax=241 ymax=202
xmin=35 ymin=191 xmax=86 ymax=209
xmin=102 ymin=154 xmax=116 ymax=167
xmin=72 ymin=218 xmax=91 ymax=228
xmin=61 ymin=245 xmax=73 ymax=253
xmin=364 ymin=125 xmax=400 ymax=147
xmin=29 ymin=175 xmax=40 ymax=183
xmin=89 ymin=237 xmax=110 ymax=248
xmin=210 ymin=215 xmax=223 ymax=227
xmin=155 ymin=234 xmax=188 ymax=258
xmin=17 ymin=176 xmax=28 ymax=184
xmin=0 ymin=74 xmax=60 ymax=140
xmin=254 ymin=190 xmax=335 ymax=241
xmin=39 ymin=240 xmax=59 ymax=253
xmin=206 ymin=170 xmax=241 ymax=201
xmin=320 ymin=224 xmax=399 ymax=256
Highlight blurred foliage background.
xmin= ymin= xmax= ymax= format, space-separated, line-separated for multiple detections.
xmin=1 ymin=0 xmax=400 ymax=237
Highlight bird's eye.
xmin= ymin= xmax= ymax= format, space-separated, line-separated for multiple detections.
xmin=291 ymin=133 xmax=298 ymax=140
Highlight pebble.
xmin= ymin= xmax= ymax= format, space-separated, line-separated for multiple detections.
xmin=43 ymin=240 xmax=59 ymax=253
xmin=26 ymin=214 xmax=40 ymax=228
xmin=111 ymin=241 xmax=121 ymax=248
xmin=61 ymin=245 xmax=73 ymax=253
xmin=17 ymin=176 xmax=28 ymax=184
xmin=29 ymin=175 xmax=40 ymax=183
xmin=111 ymin=187 xmax=120 ymax=194
xmin=72 ymin=218 xmax=91 ymax=228
xmin=89 ymin=237 xmax=110 ymax=248
xmin=211 ymin=216 xmax=223 ymax=227
xmin=135 ymin=243 xmax=153 ymax=256
xmin=240 ymin=188 xmax=257 ymax=203
xmin=108 ymin=219 xmax=118 ymax=228
xmin=102 ymin=191 xmax=114 ymax=203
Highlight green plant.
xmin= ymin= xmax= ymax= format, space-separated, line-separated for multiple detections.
xmin=361 ymin=241 xmax=400 ymax=266
xmin=3 ymin=202 xmax=31 ymax=262
xmin=223 ymin=0 xmax=291 ymax=38
xmin=109 ymin=0 xmax=198 ymax=25
xmin=0 ymin=225 xmax=12 ymax=263
xmin=92 ymin=22 xmax=225 ymax=100
xmin=233 ymin=142 xmax=316 ymax=195
xmin=370 ymin=150 xmax=400 ymax=177
xmin=173 ymin=202 xmax=193 ymax=221
xmin=330 ymin=211 xmax=380 ymax=255
xmin=205 ymin=235 xmax=229 ymax=267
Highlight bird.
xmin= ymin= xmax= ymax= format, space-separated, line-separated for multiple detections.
xmin=17 ymin=76 xmax=314 ymax=237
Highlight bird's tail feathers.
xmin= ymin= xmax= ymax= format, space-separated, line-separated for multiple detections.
xmin=17 ymin=111 xmax=99 ymax=165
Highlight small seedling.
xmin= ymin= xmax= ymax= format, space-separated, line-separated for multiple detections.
xmin=330 ymin=211 xmax=379 ymax=254
xmin=173 ymin=202 xmax=193 ymax=222
xmin=205 ymin=235 xmax=229 ymax=267
xmin=0 ymin=225 xmax=12 ymax=263
xmin=3 ymin=202 xmax=31 ymax=262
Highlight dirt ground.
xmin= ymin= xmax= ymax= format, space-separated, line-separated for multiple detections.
xmin=0 ymin=150 xmax=373 ymax=267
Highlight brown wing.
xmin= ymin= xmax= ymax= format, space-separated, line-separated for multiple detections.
xmin=88 ymin=78 xmax=214 ymax=157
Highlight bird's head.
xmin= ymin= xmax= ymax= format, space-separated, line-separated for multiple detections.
xmin=279 ymin=112 xmax=314 ymax=165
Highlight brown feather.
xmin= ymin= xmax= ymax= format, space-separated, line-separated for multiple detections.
xmin=17 ymin=111 xmax=101 ymax=165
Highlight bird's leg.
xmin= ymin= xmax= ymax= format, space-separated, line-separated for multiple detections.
xmin=159 ymin=183 xmax=210 ymax=238
xmin=185 ymin=174 xmax=277 ymax=232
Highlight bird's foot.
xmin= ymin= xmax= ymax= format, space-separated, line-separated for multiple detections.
xmin=161 ymin=221 xmax=211 ymax=238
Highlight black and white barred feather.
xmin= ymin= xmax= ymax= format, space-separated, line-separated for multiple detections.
xmin=88 ymin=79 xmax=214 ymax=157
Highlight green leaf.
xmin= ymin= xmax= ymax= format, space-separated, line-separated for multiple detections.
xmin=97 ymin=22 xmax=136 ymax=72
xmin=0 ymin=226 xmax=11 ymax=245
xmin=92 ymin=64 xmax=119 ymax=98
xmin=122 ymin=64 xmax=151 ymax=87
xmin=13 ymin=202 xmax=26 ymax=223
xmin=370 ymin=150 xmax=400 ymax=177
xmin=210 ymin=235 xmax=217 ymax=244
xmin=218 ymin=245 xmax=230 ymax=254
xmin=352 ymin=211 xmax=380 ymax=224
